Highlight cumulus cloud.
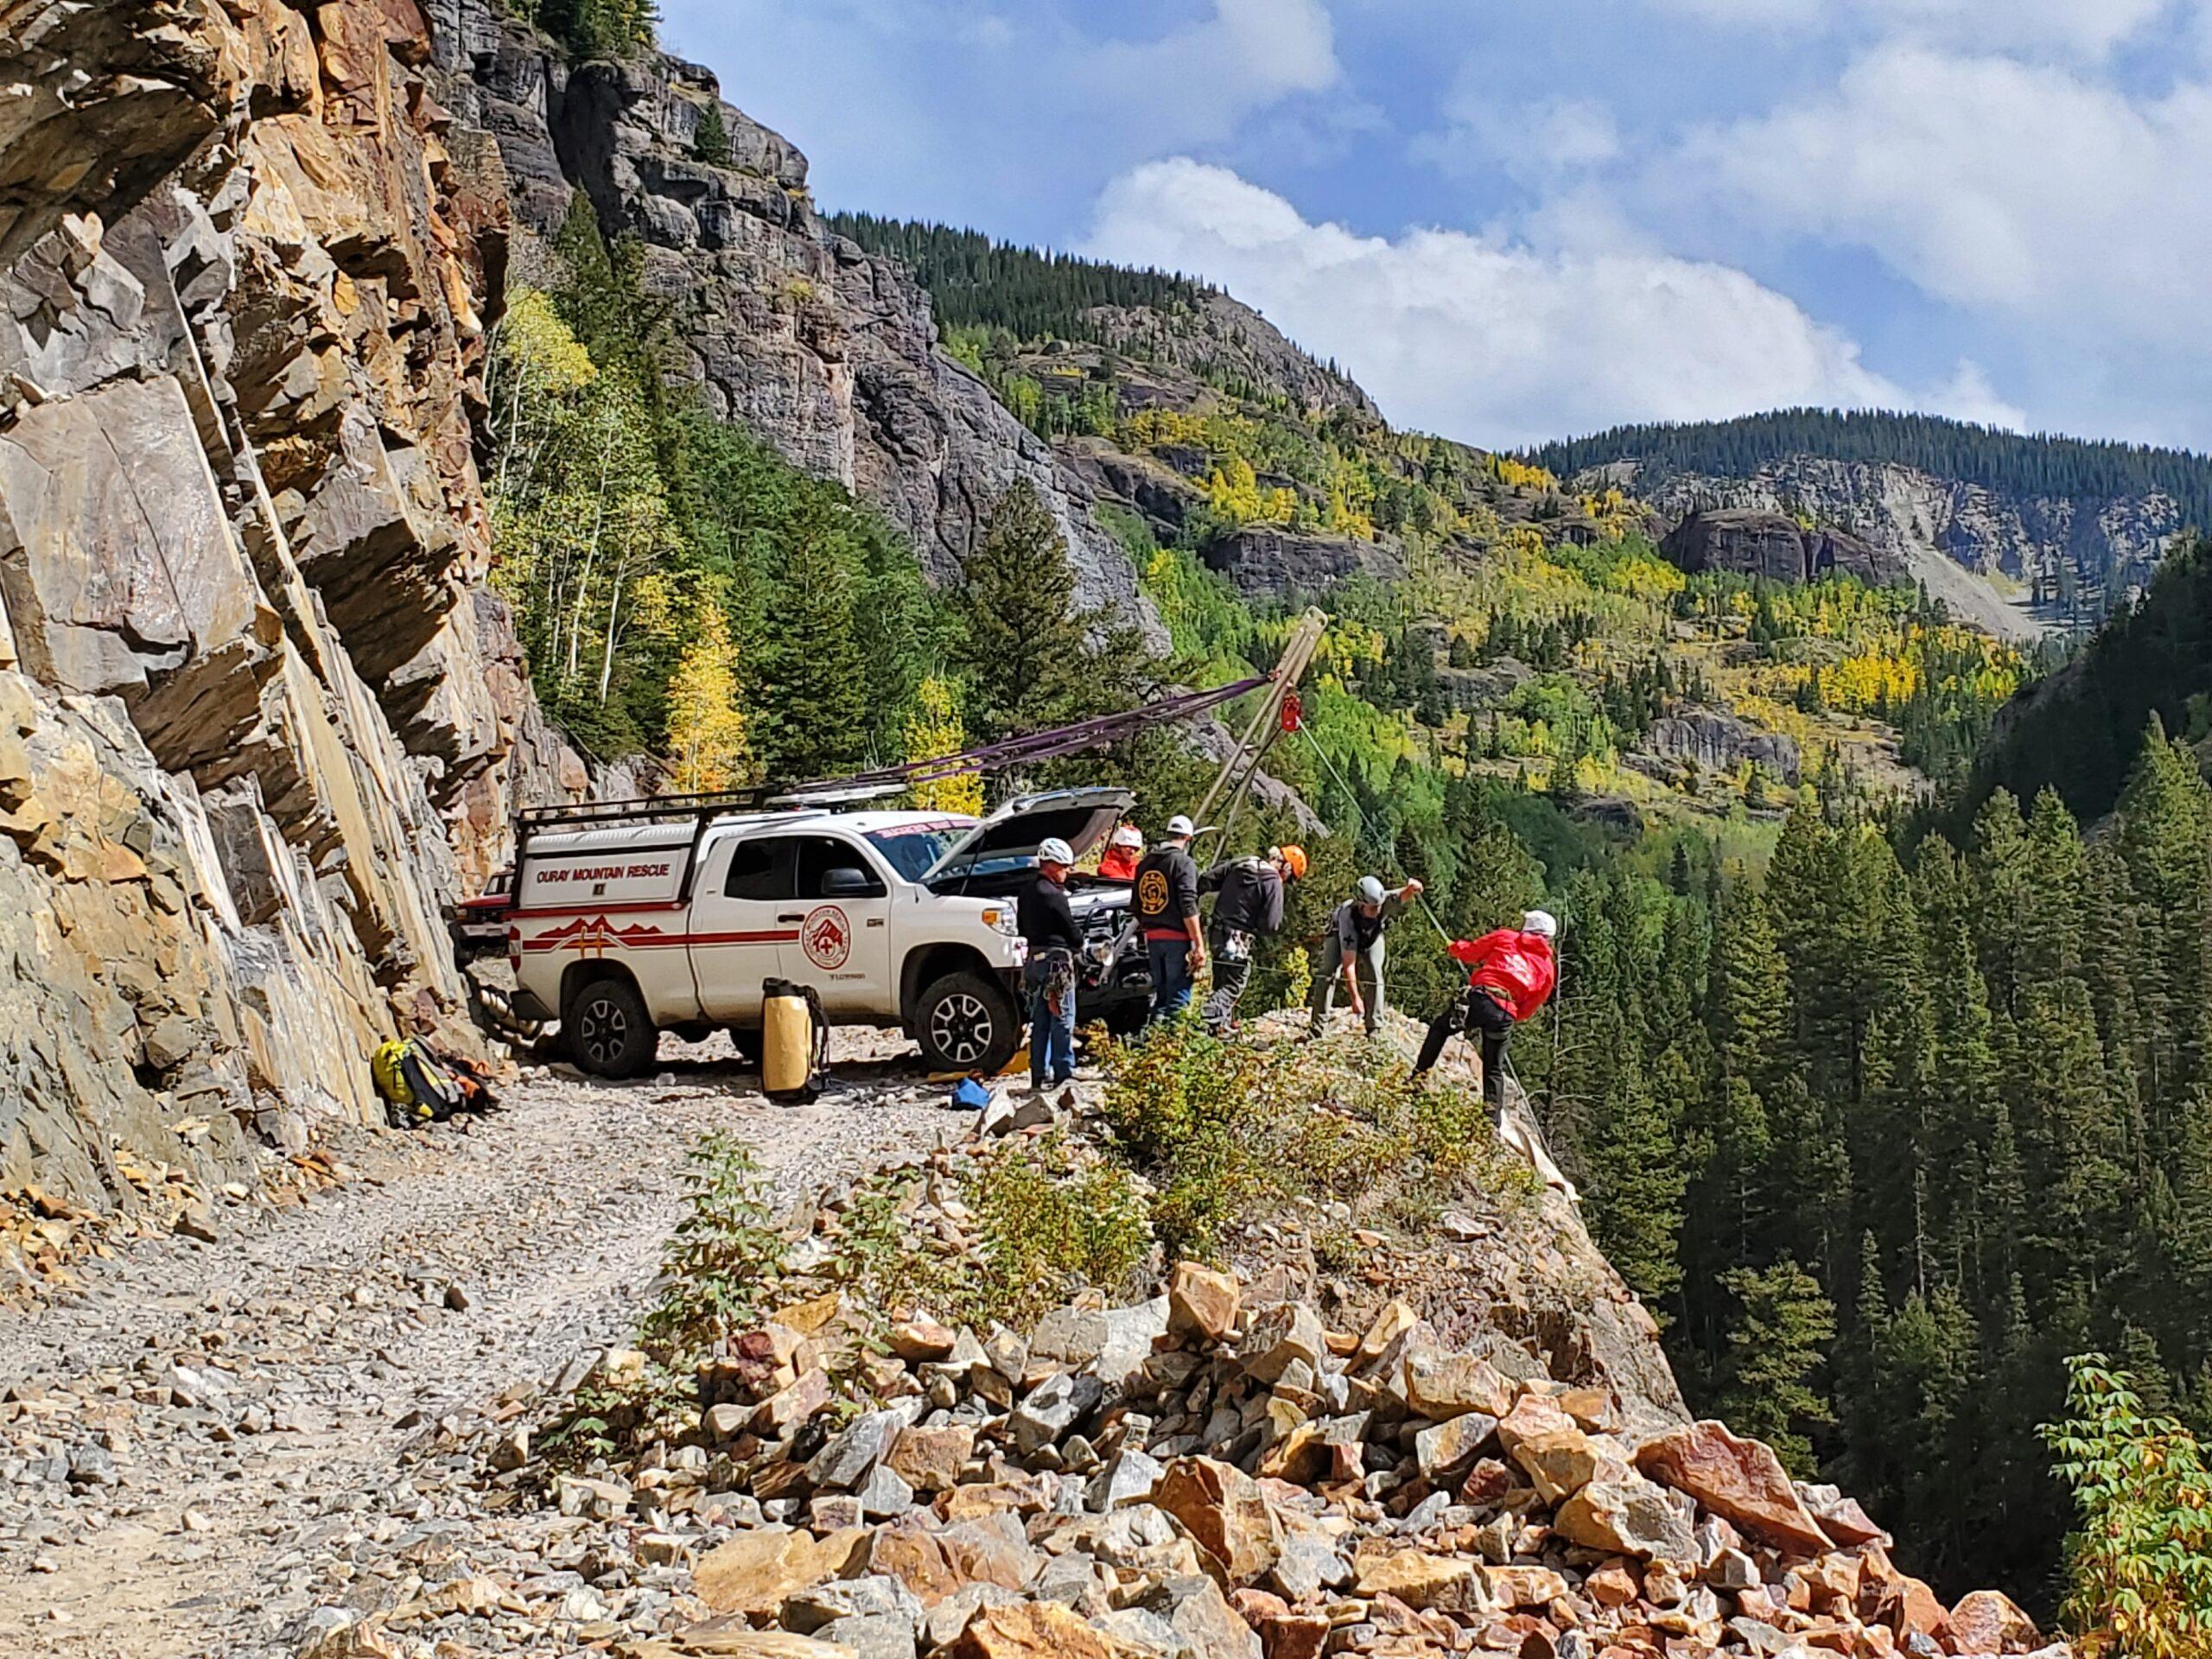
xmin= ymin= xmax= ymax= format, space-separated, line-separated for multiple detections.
xmin=1643 ymin=0 xmax=2171 ymax=56
xmin=1414 ymin=83 xmax=1622 ymax=185
xmin=1675 ymin=44 xmax=2212 ymax=340
xmin=1083 ymin=159 xmax=2006 ymax=448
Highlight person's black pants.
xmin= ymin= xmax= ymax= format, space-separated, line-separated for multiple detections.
xmin=1414 ymin=988 xmax=1516 ymax=1116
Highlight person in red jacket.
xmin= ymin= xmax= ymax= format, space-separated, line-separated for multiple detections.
xmin=1413 ymin=909 xmax=1559 ymax=1117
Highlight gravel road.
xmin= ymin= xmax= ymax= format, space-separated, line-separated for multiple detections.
xmin=0 ymin=1033 xmax=963 ymax=1657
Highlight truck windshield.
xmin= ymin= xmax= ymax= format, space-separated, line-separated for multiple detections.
xmin=867 ymin=823 xmax=968 ymax=882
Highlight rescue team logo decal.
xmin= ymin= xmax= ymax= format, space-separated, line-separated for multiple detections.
xmin=1137 ymin=868 xmax=1169 ymax=916
xmin=801 ymin=905 xmax=852 ymax=970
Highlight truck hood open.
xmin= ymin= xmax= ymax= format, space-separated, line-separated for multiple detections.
xmin=920 ymin=786 xmax=1135 ymax=888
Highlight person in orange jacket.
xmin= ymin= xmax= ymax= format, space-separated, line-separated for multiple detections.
xmin=1412 ymin=909 xmax=1559 ymax=1117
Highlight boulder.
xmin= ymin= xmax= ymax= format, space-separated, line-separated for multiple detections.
xmin=1948 ymin=1590 xmax=2040 ymax=1656
xmin=1168 ymin=1262 xmax=1242 ymax=1344
xmin=1634 ymin=1422 xmax=1834 ymax=1556
xmin=1404 ymin=1351 xmax=1516 ymax=1421
xmin=1351 ymin=1543 xmax=1486 ymax=1612
xmin=944 ymin=1602 xmax=1153 ymax=1659
xmin=862 ymin=1516 xmax=1041 ymax=1607
xmin=1238 ymin=1304 xmax=1325 ymax=1386
xmin=694 ymin=1527 xmax=866 ymax=1615
xmin=887 ymin=1425 xmax=976 ymax=1495
xmin=1553 ymin=1474 xmax=1699 ymax=1563
xmin=1509 ymin=1427 xmax=1624 ymax=1504
xmin=1152 ymin=1456 xmax=1285 ymax=1584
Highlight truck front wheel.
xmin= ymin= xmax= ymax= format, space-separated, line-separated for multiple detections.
xmin=914 ymin=971 xmax=1019 ymax=1076
xmin=566 ymin=976 xmax=658 ymax=1079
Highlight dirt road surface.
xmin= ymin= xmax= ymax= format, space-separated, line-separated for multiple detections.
xmin=0 ymin=1035 xmax=962 ymax=1657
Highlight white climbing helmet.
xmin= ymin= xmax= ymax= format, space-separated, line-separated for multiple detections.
xmin=1522 ymin=908 xmax=1559 ymax=939
xmin=1110 ymin=823 xmax=1144 ymax=849
xmin=1166 ymin=814 xmax=1196 ymax=838
xmin=1357 ymin=875 xmax=1388 ymax=906
xmin=1037 ymin=837 xmax=1075 ymax=868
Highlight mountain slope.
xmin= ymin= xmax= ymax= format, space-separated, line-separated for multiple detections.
xmin=1529 ymin=409 xmax=2212 ymax=632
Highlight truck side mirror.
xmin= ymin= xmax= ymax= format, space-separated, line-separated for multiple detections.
xmin=821 ymin=866 xmax=883 ymax=899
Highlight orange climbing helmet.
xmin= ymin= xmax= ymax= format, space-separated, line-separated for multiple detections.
xmin=1274 ymin=843 xmax=1309 ymax=881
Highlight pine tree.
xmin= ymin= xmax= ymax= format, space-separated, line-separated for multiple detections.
xmin=664 ymin=601 xmax=755 ymax=792
xmin=1717 ymin=1259 xmax=1836 ymax=1476
xmin=753 ymin=537 xmax=868 ymax=781
xmin=953 ymin=481 xmax=1109 ymax=741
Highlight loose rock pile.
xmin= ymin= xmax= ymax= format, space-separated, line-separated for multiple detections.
xmin=390 ymin=1262 xmax=2061 ymax=1659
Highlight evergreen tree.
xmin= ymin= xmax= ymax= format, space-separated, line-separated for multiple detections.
xmin=951 ymin=481 xmax=1109 ymax=741
xmin=1716 ymin=1259 xmax=1836 ymax=1476
xmin=752 ymin=529 xmax=868 ymax=780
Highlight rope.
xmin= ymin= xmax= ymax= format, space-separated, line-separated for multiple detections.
xmin=1290 ymin=720 xmax=1456 ymax=947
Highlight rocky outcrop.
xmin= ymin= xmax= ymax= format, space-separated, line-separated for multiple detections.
xmin=1205 ymin=527 xmax=1408 ymax=598
xmin=1084 ymin=290 xmax=1378 ymax=421
xmin=0 ymin=0 xmax=558 ymax=1203
xmin=1615 ymin=455 xmax=2179 ymax=607
xmin=438 ymin=26 xmax=1156 ymax=632
xmin=1631 ymin=709 xmax=1801 ymax=785
xmin=1661 ymin=510 xmax=1904 ymax=588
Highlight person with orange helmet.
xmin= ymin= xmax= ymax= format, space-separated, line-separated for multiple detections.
xmin=1198 ymin=843 xmax=1306 ymax=1033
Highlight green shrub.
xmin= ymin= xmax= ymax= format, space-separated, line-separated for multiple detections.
xmin=966 ymin=1130 xmax=1153 ymax=1326
xmin=2043 ymin=1355 xmax=2212 ymax=1659
xmin=639 ymin=1132 xmax=784 ymax=1366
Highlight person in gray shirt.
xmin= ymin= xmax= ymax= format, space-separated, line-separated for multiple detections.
xmin=1308 ymin=874 xmax=1423 ymax=1037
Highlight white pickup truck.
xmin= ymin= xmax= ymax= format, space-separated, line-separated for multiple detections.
xmin=506 ymin=786 xmax=1142 ymax=1078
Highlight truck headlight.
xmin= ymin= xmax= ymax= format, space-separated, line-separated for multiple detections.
xmin=981 ymin=907 xmax=1019 ymax=938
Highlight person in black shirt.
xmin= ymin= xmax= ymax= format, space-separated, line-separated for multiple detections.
xmin=1198 ymin=843 xmax=1306 ymax=1033
xmin=1309 ymin=873 xmax=1424 ymax=1038
xmin=1133 ymin=814 xmax=1205 ymax=1023
xmin=1019 ymin=837 xmax=1084 ymax=1090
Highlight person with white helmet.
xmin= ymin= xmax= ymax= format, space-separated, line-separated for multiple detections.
xmin=1018 ymin=837 xmax=1084 ymax=1090
xmin=1413 ymin=908 xmax=1560 ymax=1118
xmin=1133 ymin=814 xmax=1205 ymax=1022
xmin=1098 ymin=823 xmax=1144 ymax=884
xmin=1308 ymin=871 xmax=1425 ymax=1039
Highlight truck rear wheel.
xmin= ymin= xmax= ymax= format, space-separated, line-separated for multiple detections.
xmin=914 ymin=971 xmax=1018 ymax=1076
xmin=566 ymin=976 xmax=658 ymax=1079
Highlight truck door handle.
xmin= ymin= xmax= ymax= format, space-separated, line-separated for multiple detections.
xmin=777 ymin=912 xmax=805 ymax=922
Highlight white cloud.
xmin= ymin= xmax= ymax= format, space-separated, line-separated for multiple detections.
xmin=1676 ymin=45 xmax=2212 ymax=339
xmin=1084 ymin=159 xmax=2004 ymax=448
xmin=1085 ymin=0 xmax=1340 ymax=143
xmin=1643 ymin=0 xmax=2171 ymax=56
xmin=1414 ymin=82 xmax=1621 ymax=184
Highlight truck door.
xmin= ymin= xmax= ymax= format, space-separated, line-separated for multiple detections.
xmin=689 ymin=834 xmax=805 ymax=1025
xmin=782 ymin=834 xmax=893 ymax=1015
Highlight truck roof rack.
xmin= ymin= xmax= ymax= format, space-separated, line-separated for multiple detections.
xmin=514 ymin=788 xmax=788 ymax=836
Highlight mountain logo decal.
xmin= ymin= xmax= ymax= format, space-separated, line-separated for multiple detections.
xmin=801 ymin=905 xmax=852 ymax=970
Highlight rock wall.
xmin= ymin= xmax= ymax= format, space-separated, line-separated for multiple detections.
xmin=1660 ymin=510 xmax=1902 ymax=588
xmin=435 ymin=14 xmax=1160 ymax=634
xmin=1619 ymin=456 xmax=2178 ymax=601
xmin=0 ymin=0 xmax=556 ymax=1204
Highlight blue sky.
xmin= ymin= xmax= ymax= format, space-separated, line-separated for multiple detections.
xmin=658 ymin=0 xmax=2212 ymax=454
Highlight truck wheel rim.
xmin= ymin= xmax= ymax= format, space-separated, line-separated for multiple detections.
xmin=581 ymin=1000 xmax=626 ymax=1066
xmin=931 ymin=992 xmax=993 ymax=1065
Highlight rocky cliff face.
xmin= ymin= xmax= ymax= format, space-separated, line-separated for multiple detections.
xmin=1660 ymin=510 xmax=1903 ymax=588
xmin=0 ymin=0 xmax=559 ymax=1204
xmin=435 ymin=15 xmax=1155 ymax=630
xmin=1615 ymin=455 xmax=2178 ymax=607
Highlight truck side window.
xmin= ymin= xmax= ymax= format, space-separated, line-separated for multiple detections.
xmin=724 ymin=837 xmax=799 ymax=900
xmin=796 ymin=836 xmax=887 ymax=899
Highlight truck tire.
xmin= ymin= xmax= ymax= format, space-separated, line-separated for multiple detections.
xmin=566 ymin=976 xmax=658 ymax=1079
xmin=914 ymin=971 xmax=1019 ymax=1076
xmin=728 ymin=1027 xmax=765 ymax=1069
